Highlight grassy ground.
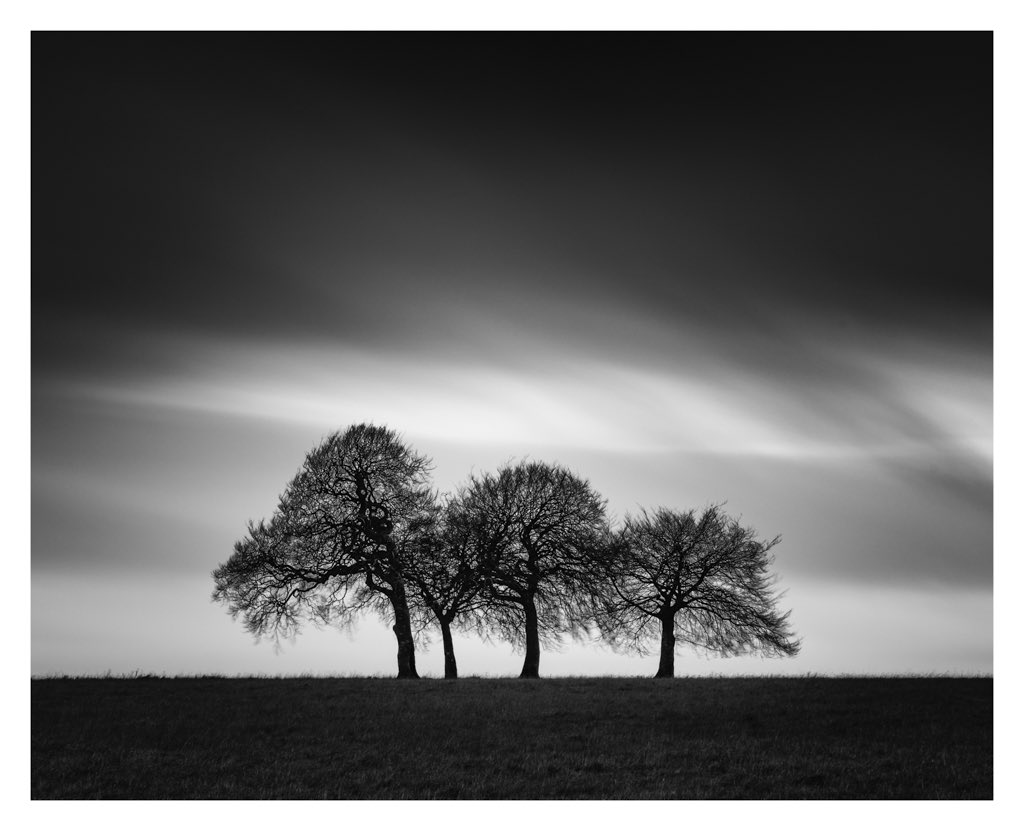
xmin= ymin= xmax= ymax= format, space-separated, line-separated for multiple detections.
xmin=31 ymin=676 xmax=991 ymax=799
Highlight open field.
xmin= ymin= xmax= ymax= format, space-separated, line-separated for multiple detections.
xmin=31 ymin=676 xmax=991 ymax=799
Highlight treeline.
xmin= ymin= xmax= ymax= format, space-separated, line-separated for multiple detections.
xmin=212 ymin=424 xmax=799 ymax=678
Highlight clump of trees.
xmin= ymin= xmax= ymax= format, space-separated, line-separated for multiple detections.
xmin=213 ymin=424 xmax=800 ymax=678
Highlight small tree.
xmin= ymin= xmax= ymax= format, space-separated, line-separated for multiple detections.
xmin=597 ymin=506 xmax=799 ymax=677
xmin=460 ymin=461 xmax=608 ymax=678
xmin=401 ymin=496 xmax=488 ymax=679
xmin=212 ymin=424 xmax=434 ymax=678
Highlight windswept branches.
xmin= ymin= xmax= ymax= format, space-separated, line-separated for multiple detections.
xmin=212 ymin=423 xmax=435 ymax=678
xmin=211 ymin=512 xmax=365 ymax=643
xmin=595 ymin=505 xmax=800 ymax=677
xmin=214 ymin=427 xmax=799 ymax=680
xmin=459 ymin=461 xmax=610 ymax=678
xmin=400 ymin=495 xmax=489 ymax=678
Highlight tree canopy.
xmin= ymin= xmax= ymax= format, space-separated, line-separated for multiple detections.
xmin=400 ymin=497 xmax=487 ymax=678
xmin=595 ymin=505 xmax=800 ymax=677
xmin=212 ymin=423 xmax=434 ymax=678
xmin=214 ymin=425 xmax=799 ymax=679
xmin=456 ymin=461 xmax=609 ymax=678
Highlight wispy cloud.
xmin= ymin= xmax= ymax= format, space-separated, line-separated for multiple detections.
xmin=45 ymin=330 xmax=991 ymax=467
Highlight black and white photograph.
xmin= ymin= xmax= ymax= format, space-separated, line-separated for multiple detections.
xmin=21 ymin=9 xmax=1008 ymax=812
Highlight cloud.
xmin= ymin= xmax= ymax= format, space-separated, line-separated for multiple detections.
xmin=33 ymin=324 xmax=991 ymax=592
xmin=42 ymin=327 xmax=991 ymax=465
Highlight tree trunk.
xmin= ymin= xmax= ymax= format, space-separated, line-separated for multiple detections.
xmin=390 ymin=585 xmax=419 ymax=679
xmin=439 ymin=617 xmax=458 ymax=679
xmin=519 ymin=594 xmax=541 ymax=679
xmin=655 ymin=614 xmax=675 ymax=678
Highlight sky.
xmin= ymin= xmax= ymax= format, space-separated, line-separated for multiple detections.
xmin=31 ymin=32 xmax=992 ymax=677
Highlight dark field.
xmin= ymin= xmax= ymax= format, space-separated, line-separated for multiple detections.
xmin=31 ymin=676 xmax=992 ymax=799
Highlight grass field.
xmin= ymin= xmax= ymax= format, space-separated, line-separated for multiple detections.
xmin=31 ymin=676 xmax=991 ymax=799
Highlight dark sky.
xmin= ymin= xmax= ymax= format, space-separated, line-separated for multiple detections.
xmin=32 ymin=33 xmax=992 ymax=676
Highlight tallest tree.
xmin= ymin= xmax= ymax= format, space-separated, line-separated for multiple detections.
xmin=212 ymin=424 xmax=434 ymax=678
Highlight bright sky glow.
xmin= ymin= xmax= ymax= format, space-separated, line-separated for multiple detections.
xmin=52 ymin=333 xmax=991 ymax=464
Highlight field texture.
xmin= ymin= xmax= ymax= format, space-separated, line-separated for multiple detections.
xmin=31 ymin=676 xmax=991 ymax=799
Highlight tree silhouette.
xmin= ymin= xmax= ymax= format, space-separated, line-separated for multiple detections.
xmin=212 ymin=424 xmax=434 ymax=679
xmin=401 ymin=496 xmax=488 ymax=679
xmin=459 ymin=461 xmax=608 ymax=678
xmin=595 ymin=506 xmax=800 ymax=677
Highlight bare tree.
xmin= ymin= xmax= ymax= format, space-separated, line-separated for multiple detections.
xmin=212 ymin=424 xmax=434 ymax=679
xmin=401 ymin=496 xmax=488 ymax=679
xmin=596 ymin=506 xmax=800 ymax=678
xmin=459 ymin=461 xmax=609 ymax=678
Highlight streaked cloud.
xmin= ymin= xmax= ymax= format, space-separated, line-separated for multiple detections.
xmin=43 ymin=328 xmax=991 ymax=465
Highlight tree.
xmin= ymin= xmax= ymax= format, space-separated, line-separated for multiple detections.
xmin=459 ymin=461 xmax=609 ymax=678
xmin=595 ymin=506 xmax=800 ymax=677
xmin=212 ymin=424 xmax=434 ymax=679
xmin=401 ymin=496 xmax=487 ymax=679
